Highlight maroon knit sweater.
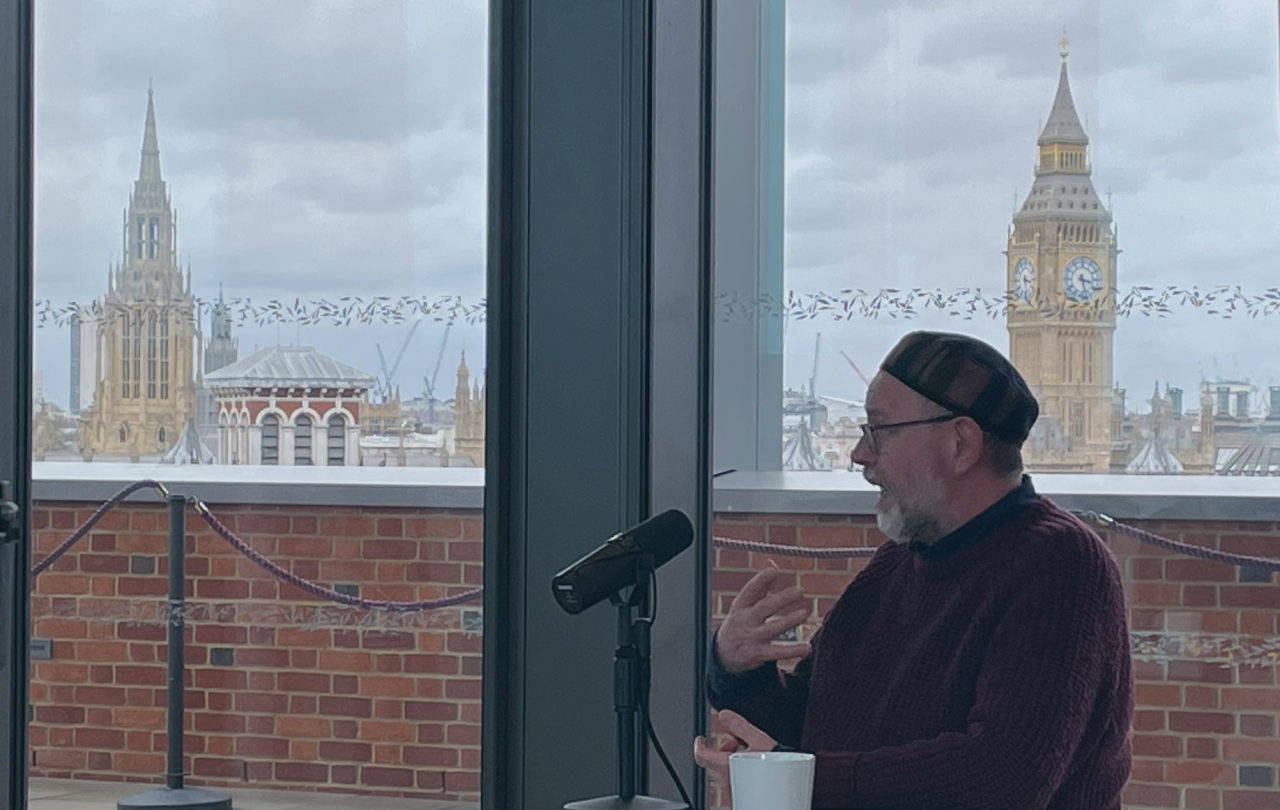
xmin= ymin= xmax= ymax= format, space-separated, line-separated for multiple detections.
xmin=709 ymin=482 xmax=1133 ymax=809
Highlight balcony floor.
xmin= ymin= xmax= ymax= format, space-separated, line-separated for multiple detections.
xmin=28 ymin=778 xmax=478 ymax=810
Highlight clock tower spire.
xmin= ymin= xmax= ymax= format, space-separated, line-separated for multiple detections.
xmin=1006 ymin=38 xmax=1119 ymax=473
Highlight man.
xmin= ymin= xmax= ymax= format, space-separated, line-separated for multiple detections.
xmin=695 ymin=331 xmax=1133 ymax=809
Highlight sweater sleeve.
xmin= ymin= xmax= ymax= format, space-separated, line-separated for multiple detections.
xmin=705 ymin=626 xmax=818 ymax=748
xmin=811 ymin=525 xmax=1131 ymax=810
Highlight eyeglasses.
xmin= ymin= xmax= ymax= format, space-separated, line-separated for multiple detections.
xmin=857 ymin=414 xmax=959 ymax=454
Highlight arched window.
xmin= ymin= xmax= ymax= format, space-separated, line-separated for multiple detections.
xmin=159 ymin=315 xmax=170 ymax=399
xmin=157 ymin=426 xmax=166 ymax=445
xmin=146 ymin=312 xmax=157 ymax=398
xmin=295 ymin=415 xmax=313 ymax=465
xmin=262 ymin=415 xmax=280 ymax=465
xmin=148 ymin=217 xmax=159 ymax=259
xmin=327 ymin=415 xmax=346 ymax=466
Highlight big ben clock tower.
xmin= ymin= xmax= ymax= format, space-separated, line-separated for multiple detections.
xmin=1007 ymin=35 xmax=1118 ymax=473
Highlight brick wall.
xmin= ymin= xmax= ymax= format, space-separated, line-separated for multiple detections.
xmin=29 ymin=501 xmax=483 ymax=801
xmin=712 ymin=513 xmax=1280 ymax=810
xmin=28 ymin=500 xmax=1280 ymax=808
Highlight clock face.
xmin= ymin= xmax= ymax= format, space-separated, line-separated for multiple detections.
xmin=1013 ymin=258 xmax=1035 ymax=303
xmin=1062 ymin=256 xmax=1103 ymax=303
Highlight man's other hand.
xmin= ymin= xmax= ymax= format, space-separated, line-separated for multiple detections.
xmin=715 ymin=566 xmax=812 ymax=674
xmin=693 ymin=710 xmax=777 ymax=786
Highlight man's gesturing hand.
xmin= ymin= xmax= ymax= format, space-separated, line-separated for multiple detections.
xmin=693 ymin=709 xmax=777 ymax=787
xmin=714 ymin=566 xmax=811 ymax=675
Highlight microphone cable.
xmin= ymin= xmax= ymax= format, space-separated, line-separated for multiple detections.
xmin=637 ymin=572 xmax=693 ymax=808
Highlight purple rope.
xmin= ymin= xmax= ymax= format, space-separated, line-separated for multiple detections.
xmin=31 ymin=480 xmax=168 ymax=576
xmin=194 ymin=503 xmax=482 ymax=611
xmin=1076 ymin=511 xmax=1280 ymax=573
xmin=712 ymin=537 xmax=876 ymax=558
xmin=31 ymin=482 xmax=1280 ymax=615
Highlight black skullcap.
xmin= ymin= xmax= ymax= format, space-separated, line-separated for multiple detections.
xmin=880 ymin=331 xmax=1039 ymax=446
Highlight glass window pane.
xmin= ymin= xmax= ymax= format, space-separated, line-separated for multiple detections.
xmin=710 ymin=2 xmax=1280 ymax=808
xmin=30 ymin=2 xmax=488 ymax=806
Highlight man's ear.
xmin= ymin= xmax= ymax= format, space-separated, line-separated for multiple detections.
xmin=951 ymin=417 xmax=986 ymax=475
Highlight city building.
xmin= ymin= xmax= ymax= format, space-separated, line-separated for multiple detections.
xmin=68 ymin=308 xmax=98 ymax=416
xmin=1006 ymin=41 xmax=1118 ymax=473
xmin=452 ymin=352 xmax=485 ymax=466
xmin=204 ymin=345 xmax=376 ymax=466
xmin=78 ymin=88 xmax=197 ymax=460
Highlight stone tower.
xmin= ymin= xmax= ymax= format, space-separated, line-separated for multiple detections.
xmin=82 ymin=88 xmax=197 ymax=458
xmin=453 ymin=352 xmax=486 ymax=466
xmin=1006 ymin=38 xmax=1118 ymax=473
xmin=204 ymin=284 xmax=239 ymax=375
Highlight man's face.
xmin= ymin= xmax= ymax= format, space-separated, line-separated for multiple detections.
xmin=854 ymin=373 xmax=951 ymax=545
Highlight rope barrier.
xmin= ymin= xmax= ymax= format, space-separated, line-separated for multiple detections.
xmin=28 ymin=482 xmax=1280 ymax=612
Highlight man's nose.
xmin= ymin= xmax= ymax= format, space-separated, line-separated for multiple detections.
xmin=850 ymin=434 xmax=872 ymax=467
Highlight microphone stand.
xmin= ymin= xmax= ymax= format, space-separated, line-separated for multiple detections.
xmin=565 ymin=552 xmax=688 ymax=810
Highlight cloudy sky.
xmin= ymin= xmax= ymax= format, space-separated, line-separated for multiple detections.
xmin=31 ymin=0 xmax=1280 ymax=416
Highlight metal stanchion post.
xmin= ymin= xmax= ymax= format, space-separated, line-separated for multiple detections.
xmin=118 ymin=494 xmax=232 ymax=810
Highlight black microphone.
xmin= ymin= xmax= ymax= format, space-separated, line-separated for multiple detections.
xmin=551 ymin=509 xmax=694 ymax=615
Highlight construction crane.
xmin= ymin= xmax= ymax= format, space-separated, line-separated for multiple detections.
xmin=374 ymin=319 xmax=421 ymax=402
xmin=422 ymin=323 xmax=453 ymax=424
xmin=839 ymin=349 xmax=871 ymax=387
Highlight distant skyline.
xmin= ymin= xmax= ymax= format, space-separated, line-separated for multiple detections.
xmin=30 ymin=0 xmax=1280 ymax=415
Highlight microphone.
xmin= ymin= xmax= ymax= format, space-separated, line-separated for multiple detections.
xmin=552 ymin=509 xmax=694 ymax=615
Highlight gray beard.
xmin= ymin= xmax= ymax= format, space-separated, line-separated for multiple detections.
xmin=877 ymin=500 xmax=945 ymax=546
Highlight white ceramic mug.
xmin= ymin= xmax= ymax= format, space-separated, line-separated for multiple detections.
xmin=729 ymin=750 xmax=816 ymax=810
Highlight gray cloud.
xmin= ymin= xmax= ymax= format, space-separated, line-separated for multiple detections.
xmin=29 ymin=0 xmax=1280 ymax=417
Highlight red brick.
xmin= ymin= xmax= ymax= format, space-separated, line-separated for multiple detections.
xmin=1133 ymin=710 xmax=1165 ymax=731
xmin=417 ymin=771 xmax=445 ymax=791
xmin=319 ymin=516 xmax=374 ymax=537
xmin=274 ymin=762 xmax=329 ymax=783
xmin=237 ymin=649 xmax=290 ymax=668
xmin=363 ymin=631 xmax=415 ymax=650
xmin=1169 ymin=660 xmax=1234 ymax=684
xmin=445 ymin=771 xmax=480 ymax=793
xmin=1130 ymin=759 xmax=1164 ymax=782
xmin=1223 ymin=738 xmax=1280 ymax=761
xmin=190 ymin=757 xmax=245 ymax=778
xmin=235 ymin=692 xmax=289 ymax=714
xmin=1136 ymin=684 xmax=1181 ymax=707
xmin=1240 ymin=714 xmax=1275 ymax=737
xmin=195 ymin=579 xmax=249 ymax=599
xmin=35 ymin=706 xmax=84 ymax=725
xmin=237 ymin=514 xmax=291 ymax=535
xmin=1185 ymin=788 xmax=1220 ymax=810
xmin=447 ymin=724 xmax=481 ymax=745
xmin=1223 ymin=688 xmax=1280 ymax=711
xmin=374 ymin=518 xmax=405 ymax=538
xmin=1183 ymin=585 xmax=1219 ymax=607
xmin=1219 ymin=535 xmax=1280 ymax=557
xmin=1166 ymin=761 xmax=1231 ymax=785
xmin=1224 ymin=790 xmax=1280 ymax=810
xmin=1187 ymin=737 xmax=1219 ymax=759
xmin=75 ymin=686 xmax=127 ymax=706
xmin=1122 ymin=783 xmax=1180 ymax=808
xmin=448 ymin=541 xmax=483 ymax=561
xmin=79 ymin=554 xmax=128 ymax=574
xmin=446 ymin=679 xmax=481 ymax=700
xmin=406 ymin=701 xmax=458 ymax=722
xmin=407 ymin=562 xmax=462 ymax=583
xmin=1166 ymin=558 xmax=1235 ymax=582
xmin=318 ymin=696 xmax=372 ymax=718
xmin=1130 ymin=609 xmax=1165 ymax=630
xmin=1221 ymin=586 xmax=1280 ymax=609
xmin=1131 ymin=558 xmax=1164 ymax=580
xmin=1132 ymin=734 xmax=1182 ymax=757
xmin=277 ymin=672 xmax=330 ymax=693
xmin=1185 ymin=686 xmax=1221 ymax=709
xmin=403 ymin=746 xmax=459 ymax=767
xmin=74 ymin=728 xmax=125 ymax=749
xmin=1239 ymin=666 xmax=1274 ymax=686
xmin=236 ymin=736 xmax=290 ymax=758
xmin=318 ymin=741 xmax=372 ymax=762
xmin=361 ymin=766 xmax=414 ymax=787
